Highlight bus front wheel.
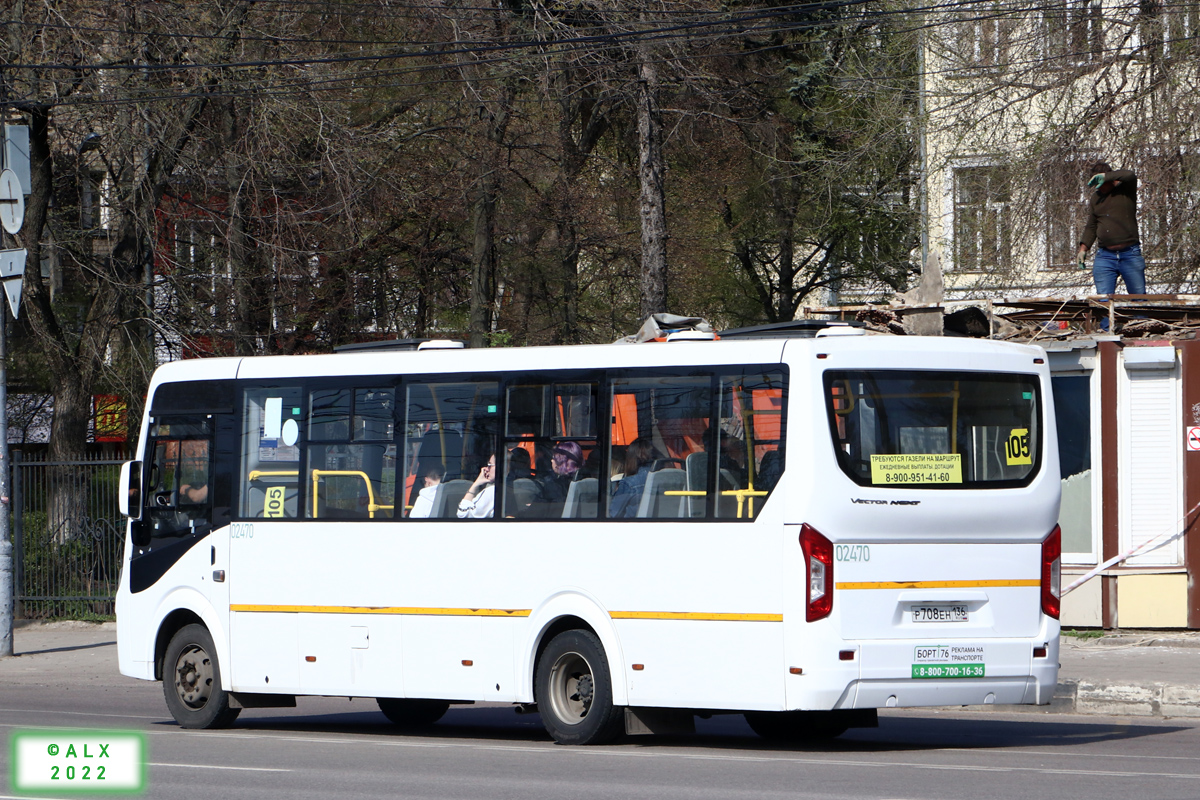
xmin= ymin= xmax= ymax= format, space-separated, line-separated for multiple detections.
xmin=162 ymin=624 xmax=241 ymax=729
xmin=376 ymin=698 xmax=449 ymax=728
xmin=535 ymin=630 xmax=623 ymax=745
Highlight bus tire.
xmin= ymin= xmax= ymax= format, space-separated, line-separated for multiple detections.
xmin=744 ymin=711 xmax=848 ymax=742
xmin=162 ymin=624 xmax=241 ymax=729
xmin=376 ymin=698 xmax=449 ymax=728
xmin=535 ymin=630 xmax=623 ymax=745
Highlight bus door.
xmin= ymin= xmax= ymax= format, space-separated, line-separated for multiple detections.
xmin=132 ymin=416 xmax=221 ymax=607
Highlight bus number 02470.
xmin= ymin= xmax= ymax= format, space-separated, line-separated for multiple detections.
xmin=835 ymin=545 xmax=869 ymax=562
xmin=231 ymin=523 xmax=254 ymax=539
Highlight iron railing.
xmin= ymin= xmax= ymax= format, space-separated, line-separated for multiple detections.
xmin=12 ymin=452 xmax=126 ymax=619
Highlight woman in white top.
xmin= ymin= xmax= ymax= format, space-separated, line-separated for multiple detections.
xmin=457 ymin=454 xmax=496 ymax=519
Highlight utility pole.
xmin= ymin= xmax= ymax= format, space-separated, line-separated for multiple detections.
xmin=0 ymin=88 xmax=29 ymax=658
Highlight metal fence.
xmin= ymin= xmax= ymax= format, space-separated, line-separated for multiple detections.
xmin=12 ymin=452 xmax=126 ymax=619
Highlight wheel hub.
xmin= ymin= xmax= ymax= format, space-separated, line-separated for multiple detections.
xmin=174 ymin=645 xmax=212 ymax=709
xmin=548 ymin=651 xmax=595 ymax=725
xmin=574 ymin=674 xmax=594 ymax=712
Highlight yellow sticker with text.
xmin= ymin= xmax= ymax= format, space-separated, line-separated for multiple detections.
xmin=264 ymin=485 xmax=287 ymax=517
xmin=1005 ymin=428 xmax=1032 ymax=466
xmin=870 ymin=454 xmax=962 ymax=485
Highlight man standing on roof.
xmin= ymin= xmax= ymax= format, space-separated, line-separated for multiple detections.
xmin=1076 ymin=160 xmax=1145 ymax=296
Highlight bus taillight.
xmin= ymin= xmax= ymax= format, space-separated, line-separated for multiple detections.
xmin=1041 ymin=525 xmax=1061 ymax=620
xmin=800 ymin=524 xmax=834 ymax=622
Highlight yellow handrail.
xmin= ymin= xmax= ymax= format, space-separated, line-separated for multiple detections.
xmin=662 ymin=488 xmax=769 ymax=519
xmin=249 ymin=470 xmax=299 ymax=481
xmin=310 ymin=470 xmax=394 ymax=519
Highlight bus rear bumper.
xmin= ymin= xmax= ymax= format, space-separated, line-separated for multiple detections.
xmin=826 ymin=635 xmax=1060 ymax=710
xmin=848 ymin=676 xmax=1040 ymax=709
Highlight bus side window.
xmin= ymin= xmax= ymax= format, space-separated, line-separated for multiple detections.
xmin=402 ymin=381 xmax=500 ymax=519
xmin=503 ymin=381 xmax=598 ymax=519
xmin=239 ymin=388 xmax=303 ymax=519
xmin=716 ymin=371 xmax=786 ymax=520
xmin=306 ymin=387 xmax=397 ymax=520
xmin=607 ymin=374 xmax=711 ymax=520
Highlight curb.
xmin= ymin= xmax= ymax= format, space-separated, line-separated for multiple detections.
xmin=949 ymin=681 xmax=1200 ymax=718
xmin=1046 ymin=679 xmax=1200 ymax=718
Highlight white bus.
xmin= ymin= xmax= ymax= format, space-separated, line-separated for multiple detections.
xmin=116 ymin=325 xmax=1061 ymax=745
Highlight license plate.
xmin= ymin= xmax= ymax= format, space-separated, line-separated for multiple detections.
xmin=911 ymin=604 xmax=968 ymax=623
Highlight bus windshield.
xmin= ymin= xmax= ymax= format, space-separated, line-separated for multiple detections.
xmin=824 ymin=369 xmax=1041 ymax=489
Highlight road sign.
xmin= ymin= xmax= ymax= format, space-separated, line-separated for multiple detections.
xmin=0 ymin=248 xmax=25 ymax=319
xmin=1188 ymin=427 xmax=1200 ymax=452
xmin=0 ymin=169 xmax=24 ymax=235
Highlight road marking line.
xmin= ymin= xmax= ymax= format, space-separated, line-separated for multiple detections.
xmin=935 ymin=746 xmax=1200 ymax=763
xmin=186 ymin=730 xmax=1200 ymax=779
xmin=0 ymin=708 xmax=163 ymax=721
xmin=151 ymin=762 xmax=290 ymax=773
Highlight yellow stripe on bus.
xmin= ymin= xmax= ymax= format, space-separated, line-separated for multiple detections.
xmin=834 ymin=579 xmax=1041 ymax=590
xmin=229 ymin=604 xmax=531 ymax=617
xmin=609 ymin=611 xmax=783 ymax=622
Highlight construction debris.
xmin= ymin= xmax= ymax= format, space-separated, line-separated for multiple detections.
xmin=806 ymin=294 xmax=1200 ymax=342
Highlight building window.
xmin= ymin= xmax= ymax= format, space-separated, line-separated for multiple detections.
xmin=1043 ymin=0 xmax=1104 ymax=63
xmin=1139 ymin=0 xmax=1199 ymax=60
xmin=80 ymin=169 xmax=108 ymax=230
xmin=1042 ymin=157 xmax=1093 ymax=271
xmin=1138 ymin=152 xmax=1200 ymax=270
xmin=953 ymin=165 xmax=1012 ymax=273
xmin=952 ymin=3 xmax=1017 ymax=69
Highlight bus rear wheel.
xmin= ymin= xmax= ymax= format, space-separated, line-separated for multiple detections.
xmin=535 ymin=630 xmax=623 ymax=745
xmin=744 ymin=710 xmax=849 ymax=742
xmin=162 ymin=624 xmax=241 ymax=729
xmin=376 ymin=698 xmax=449 ymax=728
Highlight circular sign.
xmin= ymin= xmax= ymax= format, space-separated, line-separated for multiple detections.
xmin=0 ymin=169 xmax=25 ymax=235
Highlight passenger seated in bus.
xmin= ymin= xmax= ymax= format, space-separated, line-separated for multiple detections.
xmin=609 ymin=438 xmax=660 ymax=518
xmin=532 ymin=442 xmax=583 ymax=516
xmin=609 ymin=445 xmax=626 ymax=482
xmin=579 ymin=446 xmax=602 ymax=480
xmin=756 ymin=448 xmax=783 ymax=491
xmin=720 ymin=435 xmax=748 ymax=487
xmin=507 ymin=446 xmax=533 ymax=480
xmin=409 ymin=464 xmax=445 ymax=518
xmin=457 ymin=454 xmax=496 ymax=519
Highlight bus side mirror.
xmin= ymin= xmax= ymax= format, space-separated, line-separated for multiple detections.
xmin=120 ymin=461 xmax=143 ymax=521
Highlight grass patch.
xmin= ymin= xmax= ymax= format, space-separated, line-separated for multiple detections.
xmin=1061 ymin=628 xmax=1105 ymax=639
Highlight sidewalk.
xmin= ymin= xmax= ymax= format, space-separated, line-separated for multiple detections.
xmin=1052 ymin=631 xmax=1200 ymax=717
xmin=2 ymin=622 xmax=1199 ymax=718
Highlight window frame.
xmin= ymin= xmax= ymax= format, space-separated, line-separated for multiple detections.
xmin=230 ymin=364 xmax=788 ymax=523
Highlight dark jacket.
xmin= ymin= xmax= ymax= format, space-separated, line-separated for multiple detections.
xmin=1080 ymin=169 xmax=1139 ymax=250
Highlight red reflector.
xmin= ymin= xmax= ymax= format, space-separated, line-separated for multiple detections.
xmin=305 ymin=656 xmax=316 ymax=663
xmin=1041 ymin=526 xmax=1062 ymax=620
xmin=461 ymin=660 xmax=473 ymax=667
xmin=817 ymin=353 xmax=829 ymax=359
xmin=839 ymin=650 xmax=855 ymax=661
xmin=800 ymin=524 xmax=834 ymax=622
xmin=1033 ymin=647 xmax=1048 ymax=658
xmin=632 ymin=664 xmax=645 ymax=671
xmin=789 ymin=667 xmax=803 ymax=675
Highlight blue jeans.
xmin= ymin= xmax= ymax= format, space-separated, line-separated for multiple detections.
xmin=1092 ymin=244 xmax=1146 ymax=295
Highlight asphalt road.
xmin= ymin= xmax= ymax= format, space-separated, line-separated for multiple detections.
xmin=3 ymin=682 xmax=1200 ymax=800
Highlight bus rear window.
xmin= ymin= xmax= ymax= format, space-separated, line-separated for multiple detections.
xmin=825 ymin=370 xmax=1041 ymax=489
